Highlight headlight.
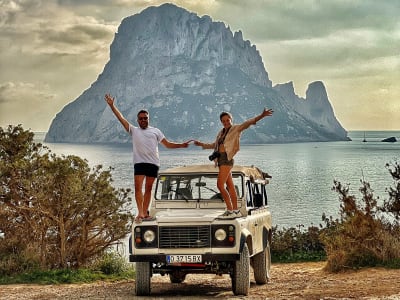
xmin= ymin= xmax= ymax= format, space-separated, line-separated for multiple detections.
xmin=212 ymin=225 xmax=236 ymax=247
xmin=215 ymin=228 xmax=227 ymax=241
xmin=143 ymin=230 xmax=156 ymax=243
xmin=134 ymin=226 xmax=158 ymax=248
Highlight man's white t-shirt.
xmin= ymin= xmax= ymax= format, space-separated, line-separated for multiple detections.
xmin=129 ymin=124 xmax=165 ymax=167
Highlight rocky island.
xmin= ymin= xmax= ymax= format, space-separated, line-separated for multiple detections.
xmin=45 ymin=3 xmax=349 ymax=144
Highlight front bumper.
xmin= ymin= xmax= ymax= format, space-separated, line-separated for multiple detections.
xmin=129 ymin=253 xmax=240 ymax=263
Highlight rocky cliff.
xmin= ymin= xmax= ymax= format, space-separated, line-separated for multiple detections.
xmin=45 ymin=3 xmax=349 ymax=144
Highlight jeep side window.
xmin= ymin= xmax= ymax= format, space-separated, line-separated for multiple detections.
xmin=246 ymin=181 xmax=253 ymax=207
xmin=246 ymin=182 xmax=267 ymax=208
xmin=253 ymin=184 xmax=263 ymax=207
xmin=263 ymin=184 xmax=268 ymax=206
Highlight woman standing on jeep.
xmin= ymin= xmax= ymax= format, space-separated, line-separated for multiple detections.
xmin=194 ymin=107 xmax=273 ymax=219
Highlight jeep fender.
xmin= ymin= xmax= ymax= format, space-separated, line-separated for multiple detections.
xmin=263 ymin=226 xmax=272 ymax=249
xmin=239 ymin=229 xmax=253 ymax=255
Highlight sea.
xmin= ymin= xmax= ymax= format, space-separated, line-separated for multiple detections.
xmin=34 ymin=131 xmax=400 ymax=229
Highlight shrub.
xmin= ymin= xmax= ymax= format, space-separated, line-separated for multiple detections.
xmin=271 ymin=225 xmax=326 ymax=262
xmin=93 ymin=251 xmax=128 ymax=275
xmin=0 ymin=125 xmax=133 ymax=272
xmin=321 ymin=161 xmax=400 ymax=272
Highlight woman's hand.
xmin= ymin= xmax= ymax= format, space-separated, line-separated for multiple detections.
xmin=193 ymin=140 xmax=202 ymax=147
xmin=254 ymin=107 xmax=274 ymax=123
xmin=262 ymin=107 xmax=274 ymax=117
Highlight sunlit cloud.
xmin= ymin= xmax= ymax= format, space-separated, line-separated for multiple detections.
xmin=0 ymin=81 xmax=55 ymax=103
xmin=0 ymin=81 xmax=58 ymax=131
xmin=0 ymin=0 xmax=399 ymax=130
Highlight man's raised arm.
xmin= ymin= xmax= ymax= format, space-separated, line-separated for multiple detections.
xmin=104 ymin=94 xmax=130 ymax=132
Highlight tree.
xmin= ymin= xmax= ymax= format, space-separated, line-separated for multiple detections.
xmin=0 ymin=125 xmax=133 ymax=271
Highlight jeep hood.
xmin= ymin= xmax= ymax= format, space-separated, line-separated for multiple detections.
xmin=154 ymin=209 xmax=225 ymax=223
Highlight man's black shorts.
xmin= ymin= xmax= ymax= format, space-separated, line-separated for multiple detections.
xmin=134 ymin=163 xmax=159 ymax=178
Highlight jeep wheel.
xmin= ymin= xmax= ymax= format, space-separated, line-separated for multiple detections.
xmin=252 ymin=242 xmax=271 ymax=284
xmin=169 ymin=272 xmax=186 ymax=283
xmin=135 ymin=262 xmax=151 ymax=296
xmin=232 ymin=243 xmax=250 ymax=295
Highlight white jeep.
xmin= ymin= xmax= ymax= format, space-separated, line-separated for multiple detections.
xmin=129 ymin=164 xmax=272 ymax=296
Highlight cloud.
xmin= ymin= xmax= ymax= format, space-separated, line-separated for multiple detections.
xmin=0 ymin=0 xmax=116 ymax=98
xmin=41 ymin=20 xmax=112 ymax=47
xmin=0 ymin=0 xmax=399 ymax=130
xmin=0 ymin=81 xmax=55 ymax=103
xmin=212 ymin=0 xmax=400 ymax=41
xmin=0 ymin=1 xmax=117 ymax=54
xmin=0 ymin=81 xmax=58 ymax=131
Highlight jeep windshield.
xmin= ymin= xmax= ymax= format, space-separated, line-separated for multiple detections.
xmin=155 ymin=173 xmax=243 ymax=201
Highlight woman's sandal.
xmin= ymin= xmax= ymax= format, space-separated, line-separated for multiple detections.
xmin=134 ymin=216 xmax=143 ymax=224
xmin=142 ymin=215 xmax=155 ymax=221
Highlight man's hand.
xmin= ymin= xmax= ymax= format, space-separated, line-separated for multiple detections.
xmin=105 ymin=94 xmax=115 ymax=106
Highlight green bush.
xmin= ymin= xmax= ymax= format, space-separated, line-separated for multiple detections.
xmin=0 ymin=268 xmax=106 ymax=284
xmin=0 ymin=125 xmax=133 ymax=271
xmin=320 ymin=161 xmax=400 ymax=272
xmin=93 ymin=251 xmax=128 ymax=275
xmin=272 ymin=161 xmax=400 ymax=270
xmin=271 ymin=225 xmax=326 ymax=262
xmin=0 ymin=250 xmax=136 ymax=284
xmin=0 ymin=240 xmax=41 ymax=276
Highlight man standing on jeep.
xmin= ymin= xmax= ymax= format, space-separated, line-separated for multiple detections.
xmin=105 ymin=94 xmax=189 ymax=223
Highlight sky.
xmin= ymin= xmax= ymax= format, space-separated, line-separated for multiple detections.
xmin=0 ymin=0 xmax=399 ymax=132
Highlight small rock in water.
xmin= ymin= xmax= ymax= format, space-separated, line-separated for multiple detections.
xmin=381 ymin=137 xmax=397 ymax=143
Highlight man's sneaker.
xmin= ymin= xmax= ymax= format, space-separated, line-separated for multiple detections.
xmin=218 ymin=210 xmax=235 ymax=219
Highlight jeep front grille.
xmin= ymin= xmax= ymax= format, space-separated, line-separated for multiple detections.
xmin=159 ymin=226 xmax=210 ymax=248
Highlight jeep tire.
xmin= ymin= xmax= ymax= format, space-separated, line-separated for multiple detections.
xmin=232 ymin=243 xmax=250 ymax=295
xmin=252 ymin=242 xmax=271 ymax=284
xmin=135 ymin=262 xmax=151 ymax=295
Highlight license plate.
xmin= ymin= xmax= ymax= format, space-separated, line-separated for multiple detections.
xmin=166 ymin=255 xmax=202 ymax=264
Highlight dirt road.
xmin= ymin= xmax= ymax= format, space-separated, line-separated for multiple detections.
xmin=1 ymin=262 xmax=400 ymax=299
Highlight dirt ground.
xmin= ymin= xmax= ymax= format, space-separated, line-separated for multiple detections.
xmin=1 ymin=262 xmax=400 ymax=300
